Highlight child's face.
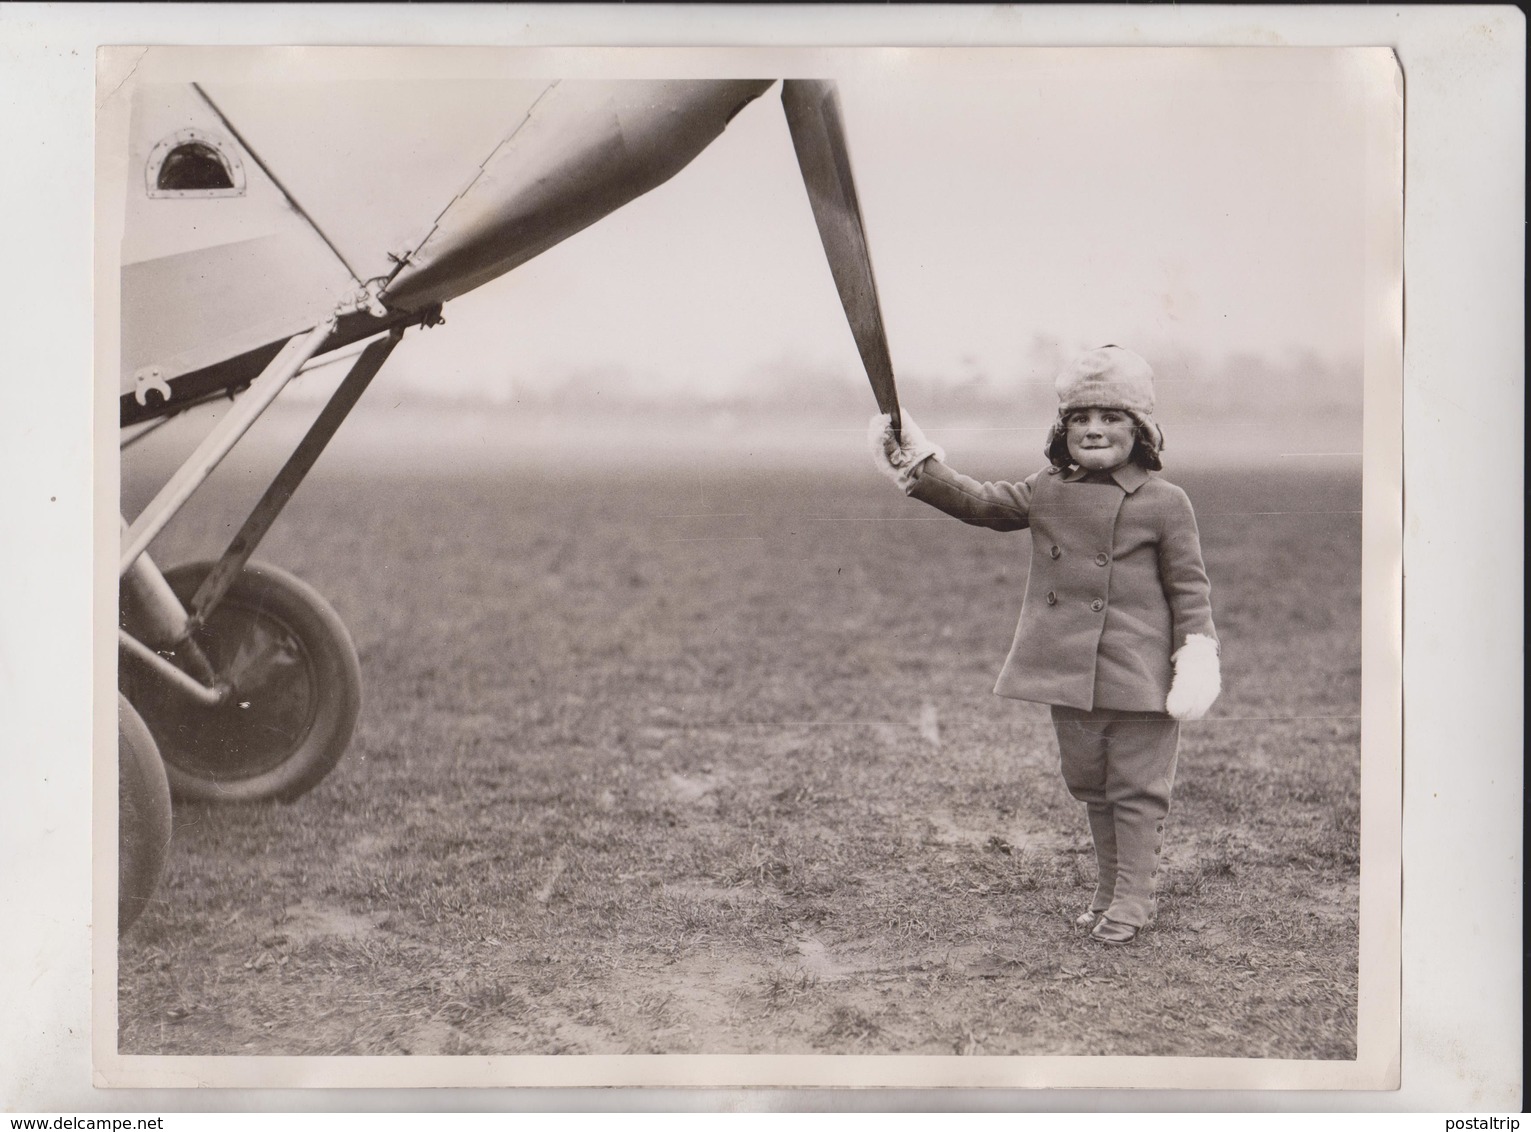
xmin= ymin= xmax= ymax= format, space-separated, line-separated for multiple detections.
xmin=1065 ymin=408 xmax=1137 ymax=471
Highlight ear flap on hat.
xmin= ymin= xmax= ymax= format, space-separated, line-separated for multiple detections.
xmin=1131 ymin=412 xmax=1165 ymax=452
xmin=1044 ymin=416 xmax=1071 ymax=468
xmin=1131 ymin=413 xmax=1165 ymax=471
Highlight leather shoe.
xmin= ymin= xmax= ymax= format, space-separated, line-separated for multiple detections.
xmin=1090 ymin=917 xmax=1139 ymax=946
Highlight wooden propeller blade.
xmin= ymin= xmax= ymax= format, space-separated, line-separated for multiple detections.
xmin=781 ymin=79 xmax=902 ymax=437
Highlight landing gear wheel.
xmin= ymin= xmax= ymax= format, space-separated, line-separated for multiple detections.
xmin=119 ymin=694 xmax=172 ymax=933
xmin=122 ymin=561 xmax=362 ymax=803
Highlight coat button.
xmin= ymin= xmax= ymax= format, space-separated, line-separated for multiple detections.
xmin=1095 ymin=553 xmax=1109 ymax=566
xmin=1050 ymin=545 xmax=1062 ymax=559
xmin=1090 ymin=599 xmax=1104 ymax=612
xmin=1046 ymin=591 xmax=1057 ymax=605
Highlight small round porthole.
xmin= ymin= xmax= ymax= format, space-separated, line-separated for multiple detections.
xmin=146 ymin=129 xmax=246 ymax=198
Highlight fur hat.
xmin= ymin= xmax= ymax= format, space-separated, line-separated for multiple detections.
xmin=1056 ymin=345 xmax=1157 ymax=415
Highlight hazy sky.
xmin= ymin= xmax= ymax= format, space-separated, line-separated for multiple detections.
xmin=156 ymin=50 xmax=1376 ymax=406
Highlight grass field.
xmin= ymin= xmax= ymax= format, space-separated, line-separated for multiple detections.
xmin=118 ymin=416 xmax=1361 ymax=1059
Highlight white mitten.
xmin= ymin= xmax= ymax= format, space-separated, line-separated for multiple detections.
xmin=1165 ymin=633 xmax=1221 ymax=721
xmin=868 ymin=411 xmax=945 ymax=493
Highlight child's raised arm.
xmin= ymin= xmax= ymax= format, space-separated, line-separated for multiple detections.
xmin=869 ymin=412 xmax=1034 ymax=532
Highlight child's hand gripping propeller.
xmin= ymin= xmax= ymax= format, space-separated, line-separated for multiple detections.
xmin=869 ymin=411 xmax=944 ymax=493
xmin=1165 ymin=633 xmax=1221 ymax=720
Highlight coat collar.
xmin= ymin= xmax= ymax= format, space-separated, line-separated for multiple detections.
xmin=1060 ymin=462 xmax=1151 ymax=494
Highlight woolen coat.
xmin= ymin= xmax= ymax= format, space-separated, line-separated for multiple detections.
xmin=906 ymin=457 xmax=1217 ymax=713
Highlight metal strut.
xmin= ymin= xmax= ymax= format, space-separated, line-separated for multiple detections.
xmin=119 ymin=318 xmax=339 ymax=577
xmin=186 ymin=328 xmax=403 ymax=626
xmin=118 ymin=628 xmax=226 ymax=707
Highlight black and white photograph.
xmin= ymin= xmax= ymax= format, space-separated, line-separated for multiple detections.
xmin=98 ymin=43 xmax=1405 ymax=1089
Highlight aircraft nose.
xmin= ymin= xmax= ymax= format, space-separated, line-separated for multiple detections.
xmin=383 ymin=80 xmax=775 ymax=312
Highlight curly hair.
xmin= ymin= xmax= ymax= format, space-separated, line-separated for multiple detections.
xmin=1044 ymin=413 xmax=1165 ymax=472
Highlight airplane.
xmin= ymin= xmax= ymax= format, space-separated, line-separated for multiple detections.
xmin=114 ymin=67 xmax=909 ymax=931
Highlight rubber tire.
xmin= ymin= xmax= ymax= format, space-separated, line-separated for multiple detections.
xmin=119 ymin=694 xmax=172 ymax=933
xmin=123 ymin=560 xmax=362 ymax=804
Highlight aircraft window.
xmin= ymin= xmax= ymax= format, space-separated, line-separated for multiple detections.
xmin=157 ymin=143 xmax=234 ymax=190
xmin=146 ymin=129 xmax=246 ymax=198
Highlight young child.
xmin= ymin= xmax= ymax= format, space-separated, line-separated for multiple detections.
xmin=870 ymin=345 xmax=1221 ymax=945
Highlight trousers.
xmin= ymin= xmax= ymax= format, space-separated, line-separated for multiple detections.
xmin=1050 ymin=705 xmax=1181 ymax=929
